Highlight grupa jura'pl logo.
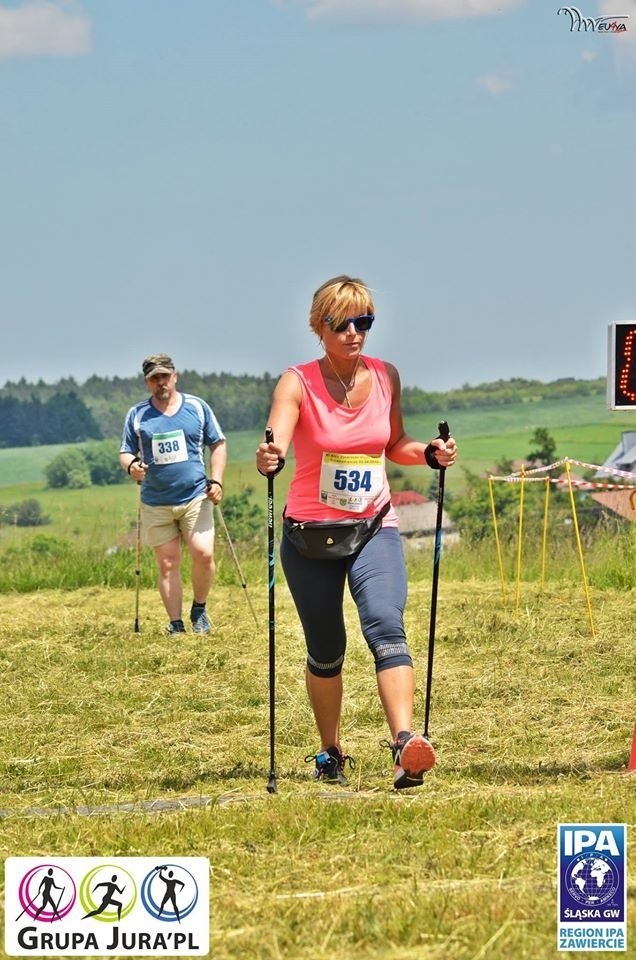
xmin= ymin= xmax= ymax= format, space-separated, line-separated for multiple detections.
xmin=16 ymin=865 xmax=76 ymax=923
xmin=141 ymin=864 xmax=199 ymax=922
xmin=5 ymin=856 xmax=210 ymax=957
xmin=565 ymin=854 xmax=620 ymax=906
xmin=79 ymin=865 xmax=137 ymax=922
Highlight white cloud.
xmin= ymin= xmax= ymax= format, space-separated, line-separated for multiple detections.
xmin=300 ymin=0 xmax=524 ymax=25
xmin=0 ymin=1 xmax=91 ymax=58
xmin=581 ymin=49 xmax=598 ymax=61
xmin=476 ymin=72 xmax=513 ymax=94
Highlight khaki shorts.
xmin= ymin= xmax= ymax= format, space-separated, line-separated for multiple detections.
xmin=141 ymin=496 xmax=214 ymax=549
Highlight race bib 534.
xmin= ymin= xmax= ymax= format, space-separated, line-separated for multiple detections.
xmin=319 ymin=452 xmax=384 ymax=512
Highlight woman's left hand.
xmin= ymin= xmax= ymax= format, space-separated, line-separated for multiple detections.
xmin=429 ymin=437 xmax=457 ymax=468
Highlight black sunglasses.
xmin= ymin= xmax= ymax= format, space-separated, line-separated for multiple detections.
xmin=324 ymin=313 xmax=375 ymax=333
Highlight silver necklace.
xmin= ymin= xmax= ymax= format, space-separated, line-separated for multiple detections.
xmin=325 ymin=354 xmax=360 ymax=408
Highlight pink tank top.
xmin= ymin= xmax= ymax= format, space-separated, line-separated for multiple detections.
xmin=285 ymin=355 xmax=399 ymax=526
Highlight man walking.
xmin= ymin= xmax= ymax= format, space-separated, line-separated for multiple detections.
xmin=120 ymin=354 xmax=226 ymax=634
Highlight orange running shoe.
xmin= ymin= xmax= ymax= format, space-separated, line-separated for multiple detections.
xmin=390 ymin=731 xmax=436 ymax=789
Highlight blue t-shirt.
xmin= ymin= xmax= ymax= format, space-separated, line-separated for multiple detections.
xmin=120 ymin=393 xmax=225 ymax=506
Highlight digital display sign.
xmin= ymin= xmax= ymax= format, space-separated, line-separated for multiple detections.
xmin=608 ymin=322 xmax=636 ymax=410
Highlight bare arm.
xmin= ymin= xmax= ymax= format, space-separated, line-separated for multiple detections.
xmin=207 ymin=439 xmax=227 ymax=504
xmin=385 ymin=363 xmax=457 ymax=468
xmin=255 ymin=371 xmax=302 ymax=474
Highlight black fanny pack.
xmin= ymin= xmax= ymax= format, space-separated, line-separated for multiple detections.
xmin=282 ymin=502 xmax=391 ymax=560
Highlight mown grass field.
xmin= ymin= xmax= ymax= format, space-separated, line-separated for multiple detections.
xmin=0 ymin=579 xmax=633 ymax=959
xmin=0 ymin=392 xmax=634 ymax=958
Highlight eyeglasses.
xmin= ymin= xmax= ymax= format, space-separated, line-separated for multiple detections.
xmin=323 ymin=314 xmax=375 ymax=333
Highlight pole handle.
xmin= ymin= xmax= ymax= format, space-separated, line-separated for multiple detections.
xmin=438 ymin=420 xmax=450 ymax=443
xmin=264 ymin=427 xmax=285 ymax=476
xmin=424 ymin=420 xmax=451 ymax=470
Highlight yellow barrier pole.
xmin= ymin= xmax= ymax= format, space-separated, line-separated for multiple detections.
xmin=540 ymin=476 xmax=550 ymax=592
xmin=565 ymin=460 xmax=596 ymax=638
xmin=515 ymin=466 xmax=525 ymax=621
xmin=489 ymin=477 xmax=507 ymax=600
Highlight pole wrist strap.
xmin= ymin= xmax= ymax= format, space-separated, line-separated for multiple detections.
xmin=424 ymin=445 xmax=441 ymax=470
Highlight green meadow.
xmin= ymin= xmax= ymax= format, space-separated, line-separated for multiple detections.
xmin=0 ymin=393 xmax=634 ymax=958
xmin=1 ymin=390 xmax=634 ymax=507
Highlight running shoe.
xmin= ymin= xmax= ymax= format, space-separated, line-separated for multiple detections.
xmin=388 ymin=731 xmax=436 ymax=790
xmin=304 ymin=746 xmax=355 ymax=786
xmin=190 ymin=605 xmax=211 ymax=635
xmin=165 ymin=620 xmax=186 ymax=635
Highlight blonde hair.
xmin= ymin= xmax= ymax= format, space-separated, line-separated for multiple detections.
xmin=309 ymin=275 xmax=375 ymax=337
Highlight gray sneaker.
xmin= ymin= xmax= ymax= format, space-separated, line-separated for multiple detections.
xmin=190 ymin=606 xmax=211 ymax=634
xmin=304 ymin=746 xmax=355 ymax=785
xmin=165 ymin=620 xmax=186 ymax=635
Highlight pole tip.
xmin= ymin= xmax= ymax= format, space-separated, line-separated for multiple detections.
xmin=266 ymin=775 xmax=277 ymax=794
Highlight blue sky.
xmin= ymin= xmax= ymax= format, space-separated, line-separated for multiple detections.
xmin=1 ymin=0 xmax=635 ymax=391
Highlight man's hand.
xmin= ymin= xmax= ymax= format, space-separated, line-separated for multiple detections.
xmin=128 ymin=459 xmax=148 ymax=481
xmin=206 ymin=479 xmax=224 ymax=504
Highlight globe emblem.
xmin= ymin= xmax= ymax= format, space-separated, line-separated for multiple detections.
xmin=566 ymin=855 xmax=619 ymax=905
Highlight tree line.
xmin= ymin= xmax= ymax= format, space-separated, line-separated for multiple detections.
xmin=0 ymin=392 xmax=102 ymax=448
xmin=0 ymin=371 xmax=606 ymax=444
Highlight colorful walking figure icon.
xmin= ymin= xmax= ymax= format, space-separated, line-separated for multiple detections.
xmin=155 ymin=865 xmax=185 ymax=922
xmin=140 ymin=862 xmax=199 ymax=922
xmin=82 ymin=875 xmax=125 ymax=921
xmin=16 ymin=867 xmax=65 ymax=922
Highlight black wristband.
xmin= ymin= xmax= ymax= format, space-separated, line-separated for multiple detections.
xmin=424 ymin=444 xmax=441 ymax=470
xmin=207 ymin=479 xmax=223 ymax=490
xmin=127 ymin=457 xmax=141 ymax=475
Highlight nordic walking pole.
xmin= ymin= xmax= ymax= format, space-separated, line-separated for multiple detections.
xmin=214 ymin=502 xmax=259 ymax=627
xmin=133 ymin=482 xmax=142 ymax=633
xmin=423 ymin=420 xmax=451 ymax=742
xmin=263 ymin=427 xmax=285 ymax=794
xmin=15 ymin=889 xmax=41 ymax=922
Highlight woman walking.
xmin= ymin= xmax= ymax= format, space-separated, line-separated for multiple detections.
xmin=256 ymin=275 xmax=456 ymax=789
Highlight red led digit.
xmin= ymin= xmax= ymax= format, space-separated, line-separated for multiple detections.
xmin=618 ymin=328 xmax=636 ymax=402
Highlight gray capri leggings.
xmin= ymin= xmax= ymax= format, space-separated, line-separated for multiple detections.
xmin=280 ymin=526 xmax=412 ymax=678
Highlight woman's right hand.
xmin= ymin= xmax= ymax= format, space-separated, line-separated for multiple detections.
xmin=256 ymin=441 xmax=283 ymax=475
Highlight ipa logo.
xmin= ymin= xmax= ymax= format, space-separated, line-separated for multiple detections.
xmin=557 ymin=824 xmax=627 ymax=953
